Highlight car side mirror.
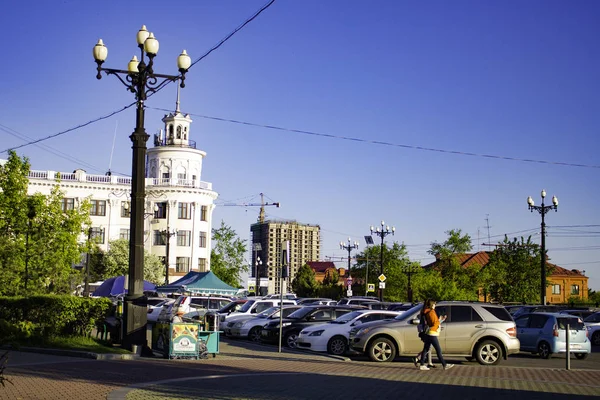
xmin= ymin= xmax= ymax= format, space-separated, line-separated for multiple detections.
xmin=411 ymin=318 xmax=420 ymax=325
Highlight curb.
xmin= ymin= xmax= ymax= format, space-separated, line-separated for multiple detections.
xmin=1 ymin=346 xmax=139 ymax=360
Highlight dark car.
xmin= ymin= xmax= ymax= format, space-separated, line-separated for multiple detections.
xmin=260 ymin=305 xmax=359 ymax=348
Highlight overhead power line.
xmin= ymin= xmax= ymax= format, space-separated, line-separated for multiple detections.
xmin=0 ymin=0 xmax=277 ymax=155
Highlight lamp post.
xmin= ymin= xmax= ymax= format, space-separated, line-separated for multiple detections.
xmin=340 ymin=237 xmax=359 ymax=279
xmin=401 ymin=265 xmax=420 ymax=303
xmin=24 ymin=201 xmax=36 ymax=291
xmin=253 ymin=242 xmax=262 ymax=296
xmin=92 ymin=25 xmax=191 ymax=349
xmin=527 ymin=189 xmax=558 ymax=306
xmin=370 ymin=221 xmax=395 ymax=301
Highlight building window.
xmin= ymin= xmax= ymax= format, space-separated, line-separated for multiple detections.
xmin=153 ymin=230 xmax=166 ymax=245
xmin=162 ymin=172 xmax=170 ymax=180
xmin=198 ymin=258 xmax=207 ymax=272
xmin=121 ymin=201 xmax=130 ymax=218
xmin=571 ymin=284 xmax=580 ymax=295
xmin=90 ymin=200 xmax=106 ymax=216
xmin=155 ymin=202 xmax=167 ymax=219
xmin=119 ymin=229 xmax=130 ymax=241
xmin=552 ymin=284 xmax=561 ymax=295
xmin=177 ymin=230 xmax=191 ymax=246
xmin=62 ymin=198 xmax=75 ymax=212
xmin=176 ymin=257 xmax=190 ymax=273
xmin=200 ymin=205 xmax=208 ymax=222
xmin=178 ymin=202 xmax=191 ymax=219
xmin=199 ymin=232 xmax=207 ymax=248
xmin=90 ymin=227 xmax=105 ymax=244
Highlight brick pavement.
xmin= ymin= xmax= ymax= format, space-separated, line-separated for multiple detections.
xmin=1 ymin=340 xmax=599 ymax=400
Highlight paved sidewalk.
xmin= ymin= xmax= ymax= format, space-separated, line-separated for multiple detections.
xmin=2 ymin=341 xmax=599 ymax=400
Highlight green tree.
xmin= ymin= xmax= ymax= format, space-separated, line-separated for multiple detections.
xmin=483 ymin=236 xmax=542 ymax=303
xmin=210 ymin=221 xmax=248 ymax=288
xmin=353 ymin=242 xmax=417 ymax=302
xmin=291 ymin=264 xmax=319 ymax=297
xmin=421 ymin=229 xmax=480 ymax=301
xmin=318 ymin=268 xmax=342 ymax=300
xmin=91 ymin=238 xmax=165 ymax=285
xmin=0 ymin=151 xmax=91 ymax=295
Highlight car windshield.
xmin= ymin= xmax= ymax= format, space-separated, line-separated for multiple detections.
xmin=331 ymin=311 xmax=363 ymax=324
xmin=287 ymin=307 xmax=315 ymax=320
xmin=256 ymin=307 xmax=279 ymax=318
xmin=217 ymin=302 xmax=238 ymax=313
xmin=557 ymin=317 xmax=585 ymax=330
xmin=238 ymin=300 xmax=256 ymax=313
xmin=393 ymin=304 xmax=423 ymax=321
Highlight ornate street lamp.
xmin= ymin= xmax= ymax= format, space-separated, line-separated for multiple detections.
xmin=92 ymin=25 xmax=191 ymax=350
xmin=527 ymin=189 xmax=558 ymax=305
xmin=340 ymin=237 xmax=359 ymax=279
xmin=370 ymin=221 xmax=395 ymax=301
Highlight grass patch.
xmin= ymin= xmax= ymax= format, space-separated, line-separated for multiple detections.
xmin=8 ymin=336 xmax=132 ymax=354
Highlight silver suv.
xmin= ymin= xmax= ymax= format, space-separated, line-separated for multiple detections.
xmin=349 ymin=302 xmax=520 ymax=366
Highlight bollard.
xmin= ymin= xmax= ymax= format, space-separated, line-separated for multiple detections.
xmin=565 ymin=323 xmax=570 ymax=370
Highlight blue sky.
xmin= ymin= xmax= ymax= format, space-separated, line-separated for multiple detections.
xmin=1 ymin=1 xmax=599 ymax=291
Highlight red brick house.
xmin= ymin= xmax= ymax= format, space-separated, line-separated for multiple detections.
xmin=422 ymin=251 xmax=588 ymax=304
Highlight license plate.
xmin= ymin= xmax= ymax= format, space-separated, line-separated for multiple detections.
xmin=570 ymin=344 xmax=581 ymax=349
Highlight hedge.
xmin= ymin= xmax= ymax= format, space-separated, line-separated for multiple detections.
xmin=0 ymin=295 xmax=113 ymax=342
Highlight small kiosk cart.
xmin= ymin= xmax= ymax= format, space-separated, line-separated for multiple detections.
xmin=152 ymin=322 xmax=220 ymax=359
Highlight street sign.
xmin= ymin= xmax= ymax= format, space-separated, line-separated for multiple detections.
xmin=345 ymin=277 xmax=353 ymax=287
xmin=378 ymin=274 xmax=386 ymax=282
xmin=367 ymin=283 xmax=375 ymax=292
xmin=379 ymin=282 xmax=386 ymax=289
xmin=347 ymin=289 xmax=353 ymax=297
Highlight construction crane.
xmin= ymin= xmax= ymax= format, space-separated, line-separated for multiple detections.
xmin=221 ymin=193 xmax=280 ymax=223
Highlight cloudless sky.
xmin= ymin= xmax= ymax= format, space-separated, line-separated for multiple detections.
xmin=1 ymin=1 xmax=599 ymax=291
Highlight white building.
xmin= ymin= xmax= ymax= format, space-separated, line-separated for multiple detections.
xmin=26 ymin=100 xmax=218 ymax=283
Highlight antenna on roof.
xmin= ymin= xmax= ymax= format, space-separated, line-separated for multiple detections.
xmin=175 ymin=82 xmax=181 ymax=113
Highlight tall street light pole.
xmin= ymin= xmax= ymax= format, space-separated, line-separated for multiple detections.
xmin=93 ymin=26 xmax=191 ymax=350
xmin=527 ymin=189 xmax=558 ymax=306
xmin=340 ymin=238 xmax=359 ymax=278
xmin=370 ymin=221 xmax=395 ymax=301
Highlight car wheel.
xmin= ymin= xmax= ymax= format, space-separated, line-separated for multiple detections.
xmin=327 ymin=336 xmax=348 ymax=356
xmin=475 ymin=339 xmax=502 ymax=365
xmin=574 ymin=353 xmax=588 ymax=360
xmin=592 ymin=331 xmax=600 ymax=346
xmin=285 ymin=332 xmax=299 ymax=348
xmin=538 ymin=341 xmax=551 ymax=359
xmin=248 ymin=327 xmax=262 ymax=342
xmin=367 ymin=337 xmax=397 ymax=362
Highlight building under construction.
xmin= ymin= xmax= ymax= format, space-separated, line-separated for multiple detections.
xmin=251 ymin=219 xmax=321 ymax=295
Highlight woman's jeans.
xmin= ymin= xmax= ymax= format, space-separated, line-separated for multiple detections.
xmin=420 ymin=335 xmax=446 ymax=367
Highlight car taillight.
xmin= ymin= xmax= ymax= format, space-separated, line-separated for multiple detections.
xmin=506 ymin=326 xmax=516 ymax=337
xmin=553 ymin=324 xmax=559 ymax=337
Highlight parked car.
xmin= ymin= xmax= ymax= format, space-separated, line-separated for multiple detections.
xmin=147 ymin=298 xmax=175 ymax=323
xmin=219 ymin=298 xmax=297 ymax=331
xmin=261 ymin=305 xmax=360 ymax=348
xmin=559 ymin=309 xmax=597 ymax=320
xmin=157 ymin=295 xmax=231 ymax=322
xmin=227 ymin=305 xmax=302 ymax=341
xmin=337 ymin=297 xmax=380 ymax=307
xmin=583 ymin=311 xmax=600 ymax=327
xmin=297 ymin=309 xmax=401 ymax=355
xmin=349 ymin=302 xmax=520 ymax=365
xmin=512 ymin=305 xmax=561 ymax=319
xmin=514 ymin=312 xmax=590 ymax=359
xmin=587 ymin=324 xmax=600 ymax=346
xmin=297 ymin=298 xmax=335 ymax=305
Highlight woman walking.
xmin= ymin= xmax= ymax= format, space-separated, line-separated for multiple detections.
xmin=419 ymin=299 xmax=453 ymax=371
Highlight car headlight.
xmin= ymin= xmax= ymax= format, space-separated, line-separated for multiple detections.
xmin=356 ymin=327 xmax=371 ymax=336
xmin=308 ymin=330 xmax=324 ymax=337
xmin=234 ymin=321 xmax=244 ymax=328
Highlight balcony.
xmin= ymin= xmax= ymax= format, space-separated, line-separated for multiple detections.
xmin=27 ymin=169 xmax=212 ymax=190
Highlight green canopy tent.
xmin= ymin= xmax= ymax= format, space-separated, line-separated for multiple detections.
xmin=156 ymin=271 xmax=238 ymax=296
